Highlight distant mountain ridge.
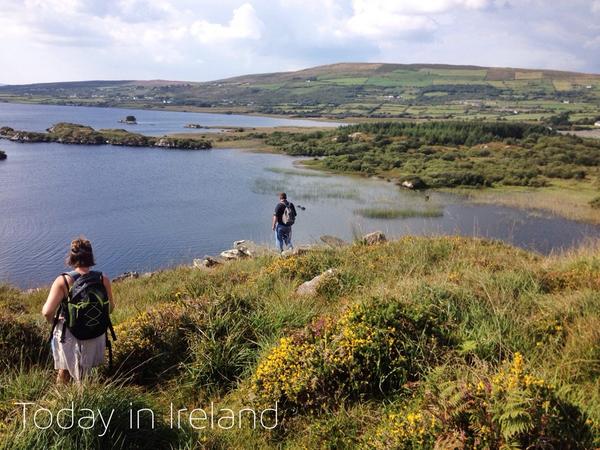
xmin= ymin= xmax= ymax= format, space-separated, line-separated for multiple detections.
xmin=1 ymin=62 xmax=599 ymax=121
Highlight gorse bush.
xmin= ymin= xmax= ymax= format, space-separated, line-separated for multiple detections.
xmin=427 ymin=354 xmax=594 ymax=449
xmin=2 ymin=237 xmax=600 ymax=448
xmin=368 ymin=354 xmax=594 ymax=449
xmin=252 ymin=293 xmax=452 ymax=414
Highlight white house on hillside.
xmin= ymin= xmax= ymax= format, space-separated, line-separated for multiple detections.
xmin=595 ymin=121 xmax=600 ymax=127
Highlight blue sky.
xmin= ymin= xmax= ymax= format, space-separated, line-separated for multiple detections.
xmin=1 ymin=0 xmax=599 ymax=84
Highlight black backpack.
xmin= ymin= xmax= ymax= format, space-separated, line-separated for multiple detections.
xmin=50 ymin=271 xmax=117 ymax=366
xmin=282 ymin=201 xmax=297 ymax=226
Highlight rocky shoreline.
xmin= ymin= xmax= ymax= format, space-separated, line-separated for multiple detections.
xmin=110 ymin=232 xmax=387 ymax=294
xmin=0 ymin=122 xmax=212 ymax=150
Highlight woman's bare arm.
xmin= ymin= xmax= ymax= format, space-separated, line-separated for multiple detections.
xmin=41 ymin=276 xmax=67 ymax=323
xmin=103 ymin=274 xmax=115 ymax=313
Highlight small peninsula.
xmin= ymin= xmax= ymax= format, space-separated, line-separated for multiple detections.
xmin=0 ymin=123 xmax=212 ymax=150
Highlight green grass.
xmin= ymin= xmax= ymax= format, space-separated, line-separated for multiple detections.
xmin=354 ymin=206 xmax=443 ymax=219
xmin=2 ymin=236 xmax=599 ymax=447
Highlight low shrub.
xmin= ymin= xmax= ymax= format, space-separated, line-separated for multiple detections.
xmin=252 ymin=294 xmax=451 ymax=415
xmin=424 ymin=354 xmax=594 ymax=449
xmin=0 ymin=313 xmax=49 ymax=369
xmin=110 ymin=301 xmax=201 ymax=384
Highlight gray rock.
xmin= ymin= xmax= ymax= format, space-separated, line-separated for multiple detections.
xmin=320 ymin=235 xmax=347 ymax=247
xmin=296 ymin=269 xmax=338 ymax=296
xmin=220 ymin=248 xmax=248 ymax=260
xmin=193 ymin=256 xmax=221 ymax=268
xmin=362 ymin=231 xmax=387 ymax=245
xmin=113 ymin=271 xmax=139 ymax=282
xmin=233 ymin=240 xmax=271 ymax=257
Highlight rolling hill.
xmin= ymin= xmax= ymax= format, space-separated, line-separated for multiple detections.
xmin=1 ymin=63 xmax=599 ymax=121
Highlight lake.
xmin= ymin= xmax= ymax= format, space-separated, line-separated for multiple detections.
xmin=0 ymin=102 xmax=342 ymax=135
xmin=1 ymin=103 xmax=600 ymax=288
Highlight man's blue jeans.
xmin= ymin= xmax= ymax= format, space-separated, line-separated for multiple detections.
xmin=275 ymin=223 xmax=293 ymax=252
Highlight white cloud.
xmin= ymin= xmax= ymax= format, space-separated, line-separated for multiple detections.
xmin=190 ymin=3 xmax=263 ymax=44
xmin=334 ymin=0 xmax=494 ymax=41
xmin=352 ymin=0 xmax=491 ymax=15
xmin=0 ymin=0 xmax=599 ymax=84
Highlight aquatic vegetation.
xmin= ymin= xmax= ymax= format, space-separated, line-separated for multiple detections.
xmin=354 ymin=206 xmax=443 ymax=219
xmin=264 ymin=167 xmax=330 ymax=177
xmin=252 ymin=177 xmax=360 ymax=200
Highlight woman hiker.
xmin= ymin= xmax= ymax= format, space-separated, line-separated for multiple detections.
xmin=42 ymin=237 xmax=115 ymax=384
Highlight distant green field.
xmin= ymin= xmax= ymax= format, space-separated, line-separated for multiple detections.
xmin=1 ymin=62 xmax=599 ymax=121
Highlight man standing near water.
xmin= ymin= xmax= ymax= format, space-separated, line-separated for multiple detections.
xmin=272 ymin=192 xmax=296 ymax=253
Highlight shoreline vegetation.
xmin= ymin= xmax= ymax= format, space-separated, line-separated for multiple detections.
xmin=3 ymin=115 xmax=600 ymax=224
xmin=1 ymin=236 xmax=599 ymax=447
xmin=211 ymin=121 xmax=600 ymax=224
xmin=0 ymin=122 xmax=212 ymax=150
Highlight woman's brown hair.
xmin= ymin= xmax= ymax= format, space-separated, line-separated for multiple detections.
xmin=66 ymin=237 xmax=95 ymax=268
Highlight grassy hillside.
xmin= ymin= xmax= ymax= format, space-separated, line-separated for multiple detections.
xmin=1 ymin=63 xmax=599 ymax=121
xmin=1 ymin=236 xmax=599 ymax=448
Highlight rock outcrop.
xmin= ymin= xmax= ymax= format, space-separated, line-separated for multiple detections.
xmin=362 ymin=231 xmax=387 ymax=245
xmin=113 ymin=271 xmax=140 ymax=282
xmin=320 ymin=235 xmax=347 ymax=247
xmin=193 ymin=256 xmax=221 ymax=268
xmin=296 ymin=269 xmax=338 ymax=296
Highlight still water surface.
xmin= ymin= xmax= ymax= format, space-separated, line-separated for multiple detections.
xmin=1 ymin=103 xmax=599 ymax=288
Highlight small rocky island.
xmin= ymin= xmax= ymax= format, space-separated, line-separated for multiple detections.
xmin=119 ymin=115 xmax=137 ymax=124
xmin=0 ymin=149 xmax=6 ymax=160
xmin=0 ymin=123 xmax=212 ymax=150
